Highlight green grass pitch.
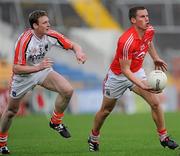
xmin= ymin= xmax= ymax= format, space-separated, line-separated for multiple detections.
xmin=8 ymin=112 xmax=180 ymax=156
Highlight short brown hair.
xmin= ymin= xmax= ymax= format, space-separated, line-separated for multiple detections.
xmin=129 ymin=6 xmax=147 ymax=21
xmin=29 ymin=10 xmax=48 ymax=29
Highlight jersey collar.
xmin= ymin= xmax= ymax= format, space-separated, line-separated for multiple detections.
xmin=32 ymin=30 xmax=45 ymax=41
xmin=130 ymin=26 xmax=141 ymax=40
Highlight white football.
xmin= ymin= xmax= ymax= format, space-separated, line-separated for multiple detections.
xmin=147 ymin=70 xmax=167 ymax=91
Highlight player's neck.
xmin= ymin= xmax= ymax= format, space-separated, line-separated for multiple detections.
xmin=33 ymin=30 xmax=44 ymax=39
xmin=134 ymin=26 xmax=145 ymax=39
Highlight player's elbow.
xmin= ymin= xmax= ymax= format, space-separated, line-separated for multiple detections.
xmin=13 ymin=65 xmax=21 ymax=74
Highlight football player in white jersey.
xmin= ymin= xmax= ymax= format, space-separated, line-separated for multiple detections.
xmin=0 ymin=10 xmax=87 ymax=154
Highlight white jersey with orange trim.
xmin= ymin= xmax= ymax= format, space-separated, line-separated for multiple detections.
xmin=14 ymin=29 xmax=73 ymax=66
xmin=10 ymin=29 xmax=73 ymax=99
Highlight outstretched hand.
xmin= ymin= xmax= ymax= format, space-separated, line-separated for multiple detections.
xmin=76 ymin=51 xmax=87 ymax=64
xmin=154 ymin=58 xmax=167 ymax=72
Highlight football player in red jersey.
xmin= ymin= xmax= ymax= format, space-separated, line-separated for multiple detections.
xmin=88 ymin=6 xmax=178 ymax=152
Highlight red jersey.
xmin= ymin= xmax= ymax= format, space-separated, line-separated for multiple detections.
xmin=110 ymin=25 xmax=154 ymax=75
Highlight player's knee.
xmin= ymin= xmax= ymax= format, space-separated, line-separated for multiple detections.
xmin=64 ymin=87 xmax=74 ymax=98
xmin=67 ymin=87 xmax=74 ymax=97
xmin=151 ymin=102 xmax=160 ymax=110
xmin=6 ymin=108 xmax=18 ymax=118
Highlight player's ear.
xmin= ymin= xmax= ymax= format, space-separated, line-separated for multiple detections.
xmin=131 ymin=17 xmax=136 ymax=24
xmin=33 ymin=23 xmax=38 ymax=29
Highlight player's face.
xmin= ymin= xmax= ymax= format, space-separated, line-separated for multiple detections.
xmin=133 ymin=9 xmax=149 ymax=30
xmin=34 ymin=16 xmax=50 ymax=37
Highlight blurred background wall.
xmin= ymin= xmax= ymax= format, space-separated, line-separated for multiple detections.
xmin=0 ymin=0 xmax=180 ymax=115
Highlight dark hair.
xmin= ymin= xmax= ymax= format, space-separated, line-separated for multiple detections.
xmin=128 ymin=6 xmax=147 ymax=21
xmin=29 ymin=10 xmax=48 ymax=29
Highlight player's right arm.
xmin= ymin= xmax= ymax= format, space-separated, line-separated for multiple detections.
xmin=120 ymin=59 xmax=161 ymax=93
xmin=13 ymin=58 xmax=53 ymax=74
xmin=117 ymin=34 xmax=147 ymax=89
xmin=118 ymin=33 xmax=159 ymax=93
xmin=120 ymin=59 xmax=149 ymax=90
xmin=13 ymin=30 xmax=53 ymax=75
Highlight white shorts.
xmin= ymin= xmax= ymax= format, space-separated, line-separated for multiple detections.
xmin=103 ymin=68 xmax=147 ymax=99
xmin=10 ymin=68 xmax=53 ymax=99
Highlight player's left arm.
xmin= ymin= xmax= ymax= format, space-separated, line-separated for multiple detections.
xmin=48 ymin=30 xmax=87 ymax=64
xmin=71 ymin=42 xmax=87 ymax=64
xmin=148 ymin=41 xmax=167 ymax=71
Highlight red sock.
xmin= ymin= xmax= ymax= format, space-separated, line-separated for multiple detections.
xmin=158 ymin=129 xmax=167 ymax=135
xmin=90 ymin=130 xmax=100 ymax=143
xmin=157 ymin=129 xmax=167 ymax=141
xmin=91 ymin=129 xmax=100 ymax=136
xmin=50 ymin=111 xmax=64 ymax=125
xmin=0 ymin=132 xmax=8 ymax=147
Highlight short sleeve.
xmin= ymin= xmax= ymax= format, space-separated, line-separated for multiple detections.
xmin=47 ymin=30 xmax=73 ymax=50
xmin=14 ymin=29 xmax=33 ymax=65
xmin=117 ymin=34 xmax=134 ymax=60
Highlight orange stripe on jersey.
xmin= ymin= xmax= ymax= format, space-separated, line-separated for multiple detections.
xmin=14 ymin=29 xmax=33 ymax=65
xmin=47 ymin=29 xmax=73 ymax=50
